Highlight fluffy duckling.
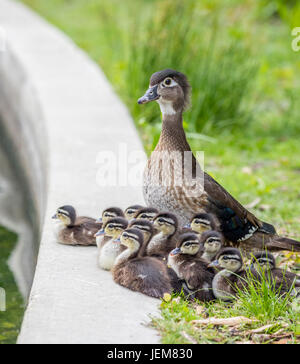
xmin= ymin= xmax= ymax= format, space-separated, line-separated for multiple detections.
xmin=128 ymin=219 xmax=154 ymax=256
xmin=133 ymin=207 xmax=159 ymax=221
xmin=52 ymin=205 xmax=100 ymax=246
xmin=185 ymin=213 xmax=217 ymax=235
xmin=148 ymin=212 xmax=179 ymax=258
xmin=209 ymin=248 xmax=246 ymax=301
xmin=112 ymin=228 xmax=175 ymax=298
xmin=96 ymin=217 xmax=128 ymax=271
xmin=168 ymin=233 xmax=215 ymax=301
xmin=124 ymin=205 xmax=144 ymax=220
xmin=200 ymin=231 xmax=224 ymax=262
xmin=250 ymin=252 xmax=300 ymax=296
xmin=97 ymin=207 xmax=125 ymax=226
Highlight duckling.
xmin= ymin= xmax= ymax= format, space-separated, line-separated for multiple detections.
xmin=200 ymin=231 xmax=224 ymax=262
xmin=112 ymin=228 xmax=176 ymax=298
xmin=148 ymin=212 xmax=178 ymax=258
xmin=209 ymin=248 xmax=246 ymax=301
xmin=128 ymin=219 xmax=154 ymax=256
xmin=139 ymin=69 xmax=300 ymax=253
xmin=97 ymin=207 xmax=125 ymax=226
xmin=133 ymin=207 xmax=158 ymax=221
xmin=96 ymin=217 xmax=128 ymax=271
xmin=168 ymin=233 xmax=215 ymax=301
xmin=185 ymin=213 xmax=217 ymax=235
xmin=52 ymin=205 xmax=100 ymax=246
xmin=124 ymin=205 xmax=144 ymax=220
xmin=250 ymin=252 xmax=300 ymax=296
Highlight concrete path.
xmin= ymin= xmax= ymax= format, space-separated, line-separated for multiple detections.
xmin=0 ymin=0 xmax=160 ymax=344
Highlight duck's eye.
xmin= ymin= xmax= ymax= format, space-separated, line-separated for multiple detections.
xmin=163 ymin=78 xmax=172 ymax=86
xmin=107 ymin=224 xmax=113 ymax=229
xmin=140 ymin=214 xmax=147 ymax=219
xmin=158 ymin=218 xmax=164 ymax=223
xmin=127 ymin=210 xmax=134 ymax=214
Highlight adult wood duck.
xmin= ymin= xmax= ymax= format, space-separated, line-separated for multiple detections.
xmin=138 ymin=69 xmax=300 ymax=253
xmin=52 ymin=205 xmax=100 ymax=246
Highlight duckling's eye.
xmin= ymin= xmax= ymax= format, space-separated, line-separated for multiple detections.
xmin=194 ymin=220 xmax=200 ymax=224
xmin=107 ymin=224 xmax=113 ymax=229
xmin=140 ymin=214 xmax=147 ymax=219
xmin=127 ymin=210 xmax=134 ymax=214
xmin=163 ymin=78 xmax=172 ymax=86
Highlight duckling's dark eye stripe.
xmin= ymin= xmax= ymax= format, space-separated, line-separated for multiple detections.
xmin=123 ymin=233 xmax=139 ymax=240
xmin=184 ymin=241 xmax=199 ymax=247
xmin=207 ymin=238 xmax=221 ymax=243
xmin=157 ymin=218 xmax=175 ymax=225
xmin=105 ymin=213 xmax=116 ymax=217
xmin=58 ymin=209 xmax=69 ymax=216
xmin=107 ymin=224 xmax=125 ymax=229
xmin=195 ymin=219 xmax=210 ymax=225
xmin=139 ymin=214 xmax=155 ymax=219
xmin=133 ymin=226 xmax=150 ymax=232
xmin=222 ymin=255 xmax=240 ymax=261
xmin=258 ymin=258 xmax=272 ymax=264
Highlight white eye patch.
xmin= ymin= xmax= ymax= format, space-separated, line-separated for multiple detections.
xmin=161 ymin=78 xmax=178 ymax=88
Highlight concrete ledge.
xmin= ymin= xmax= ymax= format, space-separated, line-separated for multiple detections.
xmin=0 ymin=0 xmax=160 ymax=344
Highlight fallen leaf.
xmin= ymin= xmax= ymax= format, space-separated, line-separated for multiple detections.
xmin=191 ymin=316 xmax=256 ymax=327
xmin=195 ymin=305 xmax=206 ymax=316
xmin=249 ymin=324 xmax=275 ymax=334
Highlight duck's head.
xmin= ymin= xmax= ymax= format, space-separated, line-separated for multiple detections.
xmin=153 ymin=212 xmax=178 ymax=237
xmin=129 ymin=219 xmax=154 ymax=244
xmin=124 ymin=205 xmax=144 ymax=220
xmin=201 ymin=231 xmax=223 ymax=256
xmin=98 ymin=207 xmax=124 ymax=225
xmin=170 ymin=233 xmax=200 ymax=257
xmin=186 ymin=213 xmax=215 ymax=234
xmin=138 ymin=69 xmax=191 ymax=115
xmin=52 ymin=205 xmax=76 ymax=226
xmin=209 ymin=248 xmax=243 ymax=273
xmin=95 ymin=217 xmax=128 ymax=240
xmin=120 ymin=228 xmax=144 ymax=253
xmin=134 ymin=207 xmax=158 ymax=221
xmin=250 ymin=252 xmax=276 ymax=271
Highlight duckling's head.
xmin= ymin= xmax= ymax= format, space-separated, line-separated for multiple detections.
xmin=138 ymin=69 xmax=191 ymax=115
xmin=97 ymin=217 xmax=128 ymax=240
xmin=124 ymin=205 xmax=144 ymax=220
xmin=170 ymin=233 xmax=201 ymax=257
xmin=188 ymin=213 xmax=215 ymax=234
xmin=210 ymin=248 xmax=243 ymax=273
xmin=99 ymin=207 xmax=125 ymax=225
xmin=153 ymin=212 xmax=178 ymax=237
xmin=129 ymin=219 xmax=154 ymax=244
xmin=52 ymin=205 xmax=76 ymax=226
xmin=134 ymin=207 xmax=158 ymax=221
xmin=120 ymin=228 xmax=144 ymax=252
xmin=201 ymin=231 xmax=223 ymax=256
xmin=250 ymin=252 xmax=276 ymax=271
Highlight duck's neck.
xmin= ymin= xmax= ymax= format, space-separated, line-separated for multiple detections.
xmin=114 ymin=245 xmax=139 ymax=266
xmin=156 ymin=111 xmax=191 ymax=152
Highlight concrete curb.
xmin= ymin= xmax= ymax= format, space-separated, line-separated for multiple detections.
xmin=0 ymin=0 xmax=160 ymax=344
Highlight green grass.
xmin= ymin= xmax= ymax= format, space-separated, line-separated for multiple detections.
xmin=152 ymin=272 xmax=300 ymax=344
xmin=19 ymin=0 xmax=300 ymax=344
xmin=0 ymin=227 xmax=24 ymax=344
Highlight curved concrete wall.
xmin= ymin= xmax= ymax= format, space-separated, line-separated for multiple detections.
xmin=0 ymin=0 xmax=159 ymax=343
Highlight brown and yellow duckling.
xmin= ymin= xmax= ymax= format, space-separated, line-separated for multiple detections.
xmin=250 ymin=251 xmax=300 ymax=297
xmin=124 ymin=205 xmax=144 ymax=220
xmin=128 ymin=219 xmax=154 ymax=256
xmin=168 ymin=233 xmax=215 ymax=302
xmin=185 ymin=213 xmax=218 ymax=235
xmin=209 ymin=248 xmax=248 ymax=301
xmin=200 ymin=231 xmax=224 ymax=262
xmin=146 ymin=212 xmax=179 ymax=258
xmin=133 ymin=207 xmax=159 ymax=222
xmin=52 ymin=205 xmax=100 ymax=246
xmin=112 ymin=228 xmax=178 ymax=299
xmin=95 ymin=217 xmax=128 ymax=271
xmin=96 ymin=207 xmax=125 ymax=226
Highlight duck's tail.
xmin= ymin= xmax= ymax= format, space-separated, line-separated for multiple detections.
xmin=266 ymin=236 xmax=300 ymax=252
